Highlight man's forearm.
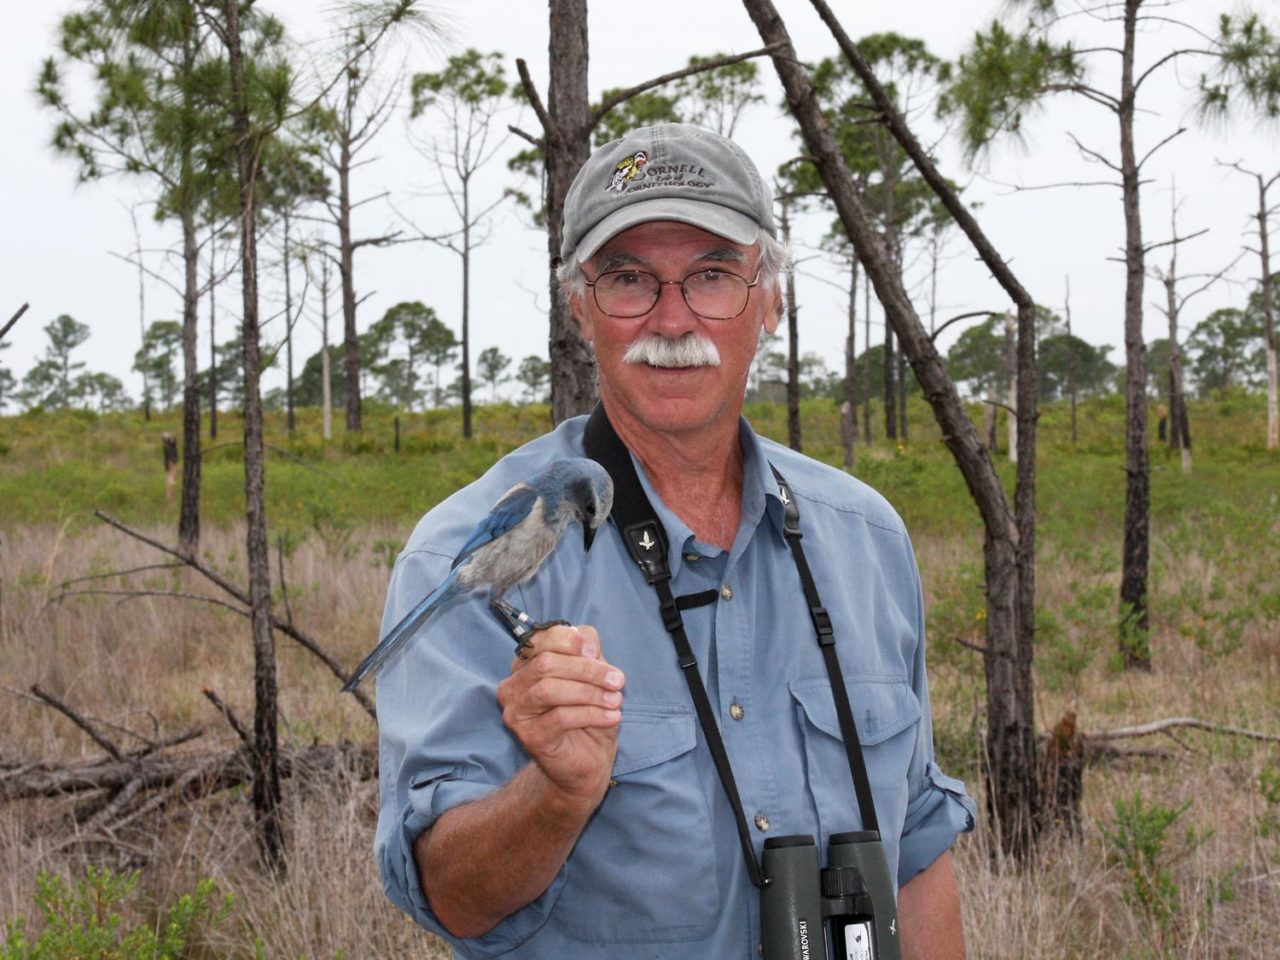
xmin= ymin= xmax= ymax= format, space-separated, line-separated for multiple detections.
xmin=414 ymin=763 xmax=601 ymax=939
xmin=897 ymin=849 xmax=965 ymax=960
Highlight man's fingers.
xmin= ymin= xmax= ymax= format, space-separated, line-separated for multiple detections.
xmin=514 ymin=676 xmax=623 ymax=715
xmin=521 ymin=705 xmax=623 ymax=743
xmin=498 ymin=652 xmax=625 ymax=710
xmin=515 ymin=624 xmax=601 ymax=662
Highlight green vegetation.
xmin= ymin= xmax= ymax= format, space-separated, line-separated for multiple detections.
xmin=1 ymin=869 xmax=229 ymax=960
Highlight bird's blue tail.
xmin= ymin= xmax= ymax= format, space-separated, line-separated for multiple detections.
xmin=341 ymin=574 xmax=458 ymax=692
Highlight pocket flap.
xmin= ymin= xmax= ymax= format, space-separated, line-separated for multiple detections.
xmin=612 ymin=702 xmax=697 ymax=777
xmin=789 ymin=676 xmax=920 ymax=746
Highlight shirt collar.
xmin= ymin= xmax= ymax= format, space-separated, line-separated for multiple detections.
xmin=628 ymin=418 xmax=788 ymax=579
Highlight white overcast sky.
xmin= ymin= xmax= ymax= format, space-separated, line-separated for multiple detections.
xmin=3 ymin=0 xmax=1278 ymax=400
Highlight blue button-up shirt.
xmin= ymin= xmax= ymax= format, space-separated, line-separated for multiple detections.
xmin=375 ymin=415 xmax=975 ymax=958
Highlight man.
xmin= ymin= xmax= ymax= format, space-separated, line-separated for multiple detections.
xmin=375 ymin=123 xmax=975 ymax=958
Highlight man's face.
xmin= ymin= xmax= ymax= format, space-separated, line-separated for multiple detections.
xmin=571 ymin=220 xmax=780 ymax=438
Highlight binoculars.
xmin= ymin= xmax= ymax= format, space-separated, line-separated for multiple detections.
xmin=760 ymin=831 xmax=900 ymax=960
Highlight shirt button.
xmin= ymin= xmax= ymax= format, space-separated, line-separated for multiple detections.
xmin=721 ymin=584 xmax=734 ymax=601
xmin=754 ymin=813 xmax=770 ymax=832
xmin=730 ymin=702 xmax=745 ymax=721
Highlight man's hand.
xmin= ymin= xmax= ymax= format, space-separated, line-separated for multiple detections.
xmin=497 ymin=625 xmax=625 ymax=813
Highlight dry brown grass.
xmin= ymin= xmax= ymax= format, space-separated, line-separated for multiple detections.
xmin=2 ymin=518 xmax=1278 ymax=957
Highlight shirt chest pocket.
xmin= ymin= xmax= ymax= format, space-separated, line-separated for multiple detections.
xmin=551 ymin=702 xmax=721 ymax=944
xmin=789 ymin=676 xmax=920 ymax=850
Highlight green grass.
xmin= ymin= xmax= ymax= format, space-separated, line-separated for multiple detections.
xmin=3 ymin=393 xmax=1276 ymax=545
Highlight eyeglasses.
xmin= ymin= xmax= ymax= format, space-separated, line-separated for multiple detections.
xmin=584 ymin=267 xmax=763 ymax=320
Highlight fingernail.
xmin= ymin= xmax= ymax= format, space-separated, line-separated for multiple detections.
xmin=605 ymin=670 xmax=624 ymax=689
xmin=582 ymin=641 xmax=599 ymax=659
xmin=603 ymin=690 xmax=622 ymax=707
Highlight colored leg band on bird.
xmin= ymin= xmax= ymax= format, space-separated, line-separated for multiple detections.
xmin=489 ymin=598 xmax=570 ymax=651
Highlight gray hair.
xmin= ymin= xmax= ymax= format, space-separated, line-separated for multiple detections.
xmin=557 ymin=227 xmax=790 ymax=314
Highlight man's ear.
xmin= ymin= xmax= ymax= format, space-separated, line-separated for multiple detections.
xmin=570 ymin=291 xmax=594 ymax=343
xmin=762 ymin=285 xmax=783 ymax=335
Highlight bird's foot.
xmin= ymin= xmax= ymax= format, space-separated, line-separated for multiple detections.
xmin=490 ymin=598 xmax=571 ymax=656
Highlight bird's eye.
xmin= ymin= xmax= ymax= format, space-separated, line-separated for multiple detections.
xmin=585 ymin=502 xmax=596 ymax=517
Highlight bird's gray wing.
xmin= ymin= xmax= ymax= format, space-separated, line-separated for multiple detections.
xmin=449 ymin=483 xmax=540 ymax=571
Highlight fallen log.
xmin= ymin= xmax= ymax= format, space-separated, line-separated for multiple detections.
xmin=2 ymin=742 xmax=375 ymax=804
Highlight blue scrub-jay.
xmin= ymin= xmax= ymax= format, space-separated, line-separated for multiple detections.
xmin=342 ymin=457 xmax=614 ymax=691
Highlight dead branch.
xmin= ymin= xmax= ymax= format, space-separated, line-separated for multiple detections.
xmin=1 ymin=303 xmax=28 ymax=342
xmin=30 ymin=684 xmax=123 ymax=761
xmin=59 ymin=562 xmax=185 ymax=589
xmin=1085 ymin=716 xmax=1280 ymax=744
xmin=92 ymin=512 xmax=375 ymax=719
xmin=202 ymin=688 xmax=250 ymax=746
xmin=588 ymin=44 xmax=786 ymax=128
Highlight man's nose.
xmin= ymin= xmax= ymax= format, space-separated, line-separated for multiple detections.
xmin=645 ymin=280 xmax=697 ymax=335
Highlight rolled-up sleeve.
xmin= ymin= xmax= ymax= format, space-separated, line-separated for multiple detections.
xmin=896 ymin=535 xmax=977 ymax=887
xmin=373 ymin=548 xmax=567 ymax=956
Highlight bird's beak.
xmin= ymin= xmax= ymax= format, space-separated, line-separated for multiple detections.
xmin=583 ymin=524 xmax=597 ymax=553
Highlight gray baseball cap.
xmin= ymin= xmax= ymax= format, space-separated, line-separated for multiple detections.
xmin=561 ymin=123 xmax=776 ymax=263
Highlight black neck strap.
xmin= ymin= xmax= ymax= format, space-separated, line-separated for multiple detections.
xmin=583 ymin=404 xmax=880 ymax=887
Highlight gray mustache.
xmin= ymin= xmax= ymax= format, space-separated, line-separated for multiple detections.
xmin=622 ymin=333 xmax=721 ymax=368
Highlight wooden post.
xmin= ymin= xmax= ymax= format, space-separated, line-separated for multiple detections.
xmin=394 ymin=415 xmax=401 ymax=453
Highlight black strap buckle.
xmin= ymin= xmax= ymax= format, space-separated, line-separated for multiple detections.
xmin=810 ymin=605 xmax=835 ymax=643
xmin=623 ymin=520 xmax=669 ymax=584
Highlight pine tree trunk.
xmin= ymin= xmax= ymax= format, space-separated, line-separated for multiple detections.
xmin=781 ymin=200 xmax=801 ymax=451
xmin=1256 ymin=177 xmax=1278 ymax=450
xmin=208 ymin=231 xmax=219 ymax=441
xmin=224 ymin=0 xmax=284 ymax=869
xmin=179 ymin=207 xmax=201 ymax=554
xmin=461 ymin=193 xmax=473 ymax=439
xmin=1165 ymin=256 xmax=1192 ymax=474
xmin=338 ymin=92 xmax=362 ymax=433
xmin=284 ymin=210 xmax=295 ymax=436
xmin=545 ymin=0 xmax=598 ymax=424
xmin=321 ymin=257 xmax=332 ymax=441
xmin=863 ymin=274 xmax=872 ymax=442
xmin=1118 ymin=0 xmax=1151 ymax=671
xmin=843 ymin=256 xmax=858 ymax=469
xmin=883 ymin=322 xmax=896 ymax=440
xmin=1005 ymin=311 xmax=1017 ymax=464
xmin=748 ymin=0 xmax=1041 ymax=858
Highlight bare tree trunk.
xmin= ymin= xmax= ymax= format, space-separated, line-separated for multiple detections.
xmin=129 ymin=207 xmax=152 ymax=422
xmin=1118 ymin=0 xmax=1151 ymax=671
xmin=1163 ymin=239 xmax=1192 ymax=474
xmin=1065 ymin=276 xmax=1076 ymax=446
xmin=883 ymin=323 xmax=896 ymax=440
xmin=208 ymin=229 xmax=219 ymax=441
xmin=984 ymin=387 xmax=998 ymax=454
xmin=283 ymin=209 xmax=295 ymax=436
xmin=179 ymin=207 xmax=202 ymax=555
xmin=321 ymin=257 xmax=332 ymax=442
xmin=545 ymin=0 xmax=598 ymax=424
xmin=224 ymin=0 xmax=284 ymax=869
xmin=755 ymin=0 xmax=1042 ymax=858
xmin=1005 ymin=311 xmax=1017 ymax=464
xmin=461 ymin=191 xmax=474 ymax=438
xmin=781 ymin=199 xmax=801 ymax=450
xmin=1255 ymin=175 xmax=1279 ymax=450
xmin=897 ymin=335 xmax=908 ymax=442
xmin=338 ymin=99 xmax=362 ymax=433
xmin=863 ymin=272 xmax=872 ymax=442
xmin=843 ymin=255 xmax=858 ymax=469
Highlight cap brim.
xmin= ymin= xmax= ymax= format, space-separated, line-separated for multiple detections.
xmin=573 ymin=198 xmax=760 ymax=262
